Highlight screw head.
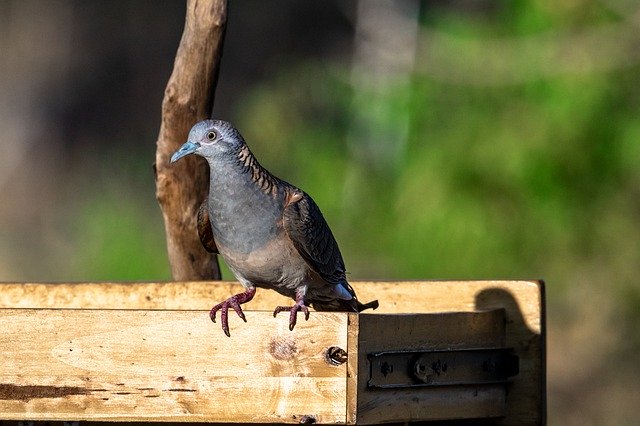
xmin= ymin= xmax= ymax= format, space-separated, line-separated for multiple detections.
xmin=326 ymin=346 xmax=347 ymax=365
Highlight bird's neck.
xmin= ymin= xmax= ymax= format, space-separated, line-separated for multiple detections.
xmin=207 ymin=144 xmax=282 ymax=196
xmin=205 ymin=145 xmax=287 ymax=251
xmin=234 ymin=144 xmax=281 ymax=196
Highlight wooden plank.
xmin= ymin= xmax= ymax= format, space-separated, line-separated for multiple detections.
xmin=0 ymin=309 xmax=348 ymax=423
xmin=0 ymin=281 xmax=544 ymax=424
xmin=363 ymin=281 xmax=544 ymax=426
xmin=0 ymin=281 xmax=542 ymax=333
xmin=0 ymin=280 xmax=542 ymax=334
xmin=0 ymin=282 xmax=248 ymax=310
xmin=354 ymin=280 xmax=543 ymax=426
xmin=354 ymin=311 xmax=507 ymax=424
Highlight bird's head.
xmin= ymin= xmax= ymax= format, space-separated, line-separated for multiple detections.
xmin=170 ymin=119 xmax=244 ymax=163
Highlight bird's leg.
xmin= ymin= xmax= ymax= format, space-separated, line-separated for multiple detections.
xmin=209 ymin=286 xmax=256 ymax=337
xmin=273 ymin=289 xmax=310 ymax=331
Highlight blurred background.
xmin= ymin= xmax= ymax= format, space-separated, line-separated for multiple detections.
xmin=1 ymin=0 xmax=639 ymax=423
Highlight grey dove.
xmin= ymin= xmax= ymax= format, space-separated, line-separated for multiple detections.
xmin=171 ymin=119 xmax=378 ymax=336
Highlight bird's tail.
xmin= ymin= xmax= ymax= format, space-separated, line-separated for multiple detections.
xmin=354 ymin=298 xmax=380 ymax=312
xmin=311 ymin=297 xmax=379 ymax=312
xmin=311 ymin=281 xmax=379 ymax=312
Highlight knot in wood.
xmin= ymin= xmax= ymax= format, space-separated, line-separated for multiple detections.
xmin=269 ymin=337 xmax=297 ymax=360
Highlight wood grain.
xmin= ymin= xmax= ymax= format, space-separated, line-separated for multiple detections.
xmin=155 ymin=0 xmax=226 ymax=281
xmin=0 ymin=281 xmax=544 ymax=424
xmin=0 ymin=280 xmax=542 ymax=331
xmin=0 ymin=309 xmax=348 ymax=423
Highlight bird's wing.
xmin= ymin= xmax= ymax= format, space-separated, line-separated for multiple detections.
xmin=197 ymin=200 xmax=219 ymax=254
xmin=282 ymin=189 xmax=346 ymax=286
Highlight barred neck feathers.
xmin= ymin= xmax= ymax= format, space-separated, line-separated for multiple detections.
xmin=236 ymin=144 xmax=280 ymax=197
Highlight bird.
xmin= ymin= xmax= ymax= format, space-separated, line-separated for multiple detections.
xmin=171 ymin=119 xmax=378 ymax=336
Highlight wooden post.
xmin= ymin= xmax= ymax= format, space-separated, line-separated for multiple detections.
xmin=154 ymin=0 xmax=227 ymax=280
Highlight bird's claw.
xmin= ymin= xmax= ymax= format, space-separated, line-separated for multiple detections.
xmin=209 ymin=288 xmax=256 ymax=337
xmin=273 ymin=301 xmax=310 ymax=331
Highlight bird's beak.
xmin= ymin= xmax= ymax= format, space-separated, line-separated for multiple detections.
xmin=170 ymin=140 xmax=200 ymax=163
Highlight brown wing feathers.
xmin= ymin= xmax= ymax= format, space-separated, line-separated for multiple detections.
xmin=283 ymin=190 xmax=347 ymax=286
xmin=197 ymin=200 xmax=218 ymax=254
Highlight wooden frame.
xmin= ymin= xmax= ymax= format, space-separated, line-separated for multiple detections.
xmin=0 ymin=281 xmax=545 ymax=424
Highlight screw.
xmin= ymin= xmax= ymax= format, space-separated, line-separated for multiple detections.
xmin=326 ymin=346 xmax=347 ymax=366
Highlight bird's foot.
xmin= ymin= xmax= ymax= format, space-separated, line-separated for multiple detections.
xmin=209 ymin=287 xmax=256 ymax=337
xmin=273 ymin=293 xmax=310 ymax=331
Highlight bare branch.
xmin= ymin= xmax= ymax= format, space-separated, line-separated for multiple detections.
xmin=155 ymin=0 xmax=227 ymax=280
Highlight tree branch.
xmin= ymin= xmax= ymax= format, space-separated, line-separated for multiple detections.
xmin=155 ymin=0 xmax=227 ymax=280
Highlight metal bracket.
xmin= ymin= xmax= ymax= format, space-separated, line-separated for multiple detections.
xmin=367 ymin=347 xmax=519 ymax=389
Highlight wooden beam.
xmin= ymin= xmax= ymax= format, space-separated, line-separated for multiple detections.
xmin=0 ymin=281 xmax=542 ymax=332
xmin=0 ymin=309 xmax=348 ymax=423
xmin=0 ymin=281 xmax=544 ymax=424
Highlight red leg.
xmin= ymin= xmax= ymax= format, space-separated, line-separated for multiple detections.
xmin=210 ymin=287 xmax=256 ymax=337
xmin=273 ymin=290 xmax=310 ymax=331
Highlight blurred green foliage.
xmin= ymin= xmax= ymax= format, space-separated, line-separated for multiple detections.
xmin=235 ymin=63 xmax=640 ymax=295
xmin=72 ymin=192 xmax=170 ymax=281
xmin=65 ymin=149 xmax=171 ymax=281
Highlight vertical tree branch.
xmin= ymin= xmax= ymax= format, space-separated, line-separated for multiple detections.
xmin=155 ymin=0 xmax=227 ymax=280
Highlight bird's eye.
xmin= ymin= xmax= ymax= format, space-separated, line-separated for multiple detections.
xmin=206 ymin=131 xmax=217 ymax=141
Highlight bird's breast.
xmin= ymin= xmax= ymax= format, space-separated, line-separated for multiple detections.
xmin=207 ymin=171 xmax=285 ymax=255
xmin=218 ymin=228 xmax=312 ymax=294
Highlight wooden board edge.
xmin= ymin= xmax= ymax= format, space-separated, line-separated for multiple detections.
xmin=539 ymin=279 xmax=547 ymax=426
xmin=346 ymin=313 xmax=359 ymax=425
